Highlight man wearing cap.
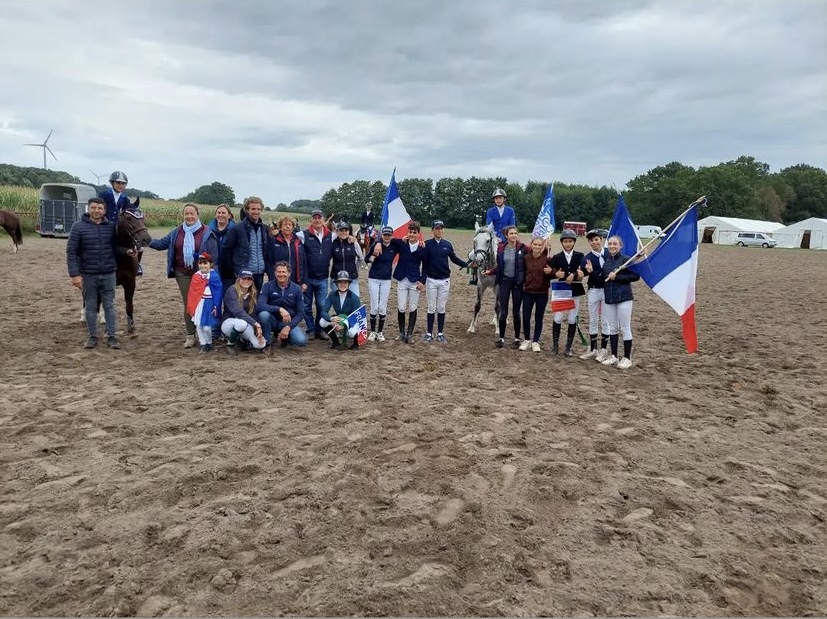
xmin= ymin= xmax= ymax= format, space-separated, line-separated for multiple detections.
xmin=421 ymin=220 xmax=472 ymax=343
xmin=67 ymin=196 xmax=131 ymax=349
xmin=549 ymin=229 xmax=586 ymax=356
xmin=580 ymin=229 xmax=610 ymax=361
xmin=255 ymin=261 xmax=308 ymax=350
xmin=319 ymin=271 xmax=363 ymax=349
xmin=297 ymin=209 xmax=335 ymax=340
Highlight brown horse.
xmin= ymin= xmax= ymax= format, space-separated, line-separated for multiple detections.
xmin=0 ymin=210 xmax=23 ymax=253
xmin=116 ymin=202 xmax=152 ymax=335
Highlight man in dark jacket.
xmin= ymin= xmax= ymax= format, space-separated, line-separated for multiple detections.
xmin=255 ymin=261 xmax=308 ymax=350
xmin=221 ymin=196 xmax=275 ymax=292
xmin=66 ymin=197 xmax=131 ymax=349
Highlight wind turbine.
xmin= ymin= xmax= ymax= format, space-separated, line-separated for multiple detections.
xmin=24 ymin=129 xmax=58 ymax=169
xmin=90 ymin=169 xmax=105 ymax=185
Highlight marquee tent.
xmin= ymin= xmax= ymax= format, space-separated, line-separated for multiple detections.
xmin=772 ymin=218 xmax=827 ymax=250
xmin=697 ymin=216 xmax=785 ymax=245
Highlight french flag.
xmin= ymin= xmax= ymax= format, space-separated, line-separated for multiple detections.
xmin=630 ymin=205 xmax=699 ymax=353
xmin=380 ymin=168 xmax=412 ymax=239
xmin=549 ymin=281 xmax=576 ymax=312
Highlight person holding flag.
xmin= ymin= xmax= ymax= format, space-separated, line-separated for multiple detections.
xmin=319 ymin=270 xmax=363 ymax=350
xmin=548 ymin=229 xmax=585 ymax=356
xmin=601 ymin=236 xmax=640 ymax=368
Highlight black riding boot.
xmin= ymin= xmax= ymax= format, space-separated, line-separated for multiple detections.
xmin=564 ymin=324 xmax=576 ymax=357
xmin=551 ymin=322 xmax=561 ymax=355
xmin=329 ymin=331 xmax=341 ymax=349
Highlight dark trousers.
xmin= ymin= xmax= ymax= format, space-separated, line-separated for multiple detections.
xmin=497 ymin=276 xmax=523 ymax=339
xmin=521 ymin=291 xmax=548 ymax=342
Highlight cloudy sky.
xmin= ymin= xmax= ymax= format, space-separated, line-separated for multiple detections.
xmin=1 ymin=0 xmax=824 ymax=203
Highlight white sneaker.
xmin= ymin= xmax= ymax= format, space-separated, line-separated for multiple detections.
xmin=595 ymin=348 xmax=608 ymax=363
xmin=184 ymin=335 xmax=195 ymax=349
xmin=531 ymin=341 xmax=541 ymax=353
xmin=368 ymin=331 xmax=377 ymax=342
xmin=601 ymin=354 xmax=618 ymax=366
xmin=376 ymin=332 xmax=386 ymax=342
xmin=518 ymin=339 xmax=530 ymax=351
xmin=617 ymin=357 xmax=633 ymax=369
xmin=579 ymin=348 xmax=598 ymax=360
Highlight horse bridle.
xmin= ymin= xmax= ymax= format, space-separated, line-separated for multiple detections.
xmin=472 ymin=230 xmax=496 ymax=268
xmin=119 ymin=210 xmax=147 ymax=253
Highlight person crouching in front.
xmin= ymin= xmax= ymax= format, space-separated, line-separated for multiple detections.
xmin=319 ymin=271 xmax=362 ymax=349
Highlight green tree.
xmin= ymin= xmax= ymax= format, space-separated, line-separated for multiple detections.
xmin=433 ymin=177 xmax=466 ymax=227
xmin=180 ymin=181 xmax=236 ymax=206
xmin=777 ymin=164 xmax=827 ymax=222
xmin=397 ymin=178 xmax=434 ymax=223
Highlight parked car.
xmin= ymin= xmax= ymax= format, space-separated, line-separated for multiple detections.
xmin=735 ymin=232 xmax=777 ymax=248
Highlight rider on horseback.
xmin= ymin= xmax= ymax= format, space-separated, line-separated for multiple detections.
xmin=469 ymin=187 xmax=517 ymax=285
xmin=100 ymin=171 xmax=144 ymax=276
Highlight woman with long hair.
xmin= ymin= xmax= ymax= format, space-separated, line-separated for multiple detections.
xmin=220 ymin=270 xmax=266 ymax=355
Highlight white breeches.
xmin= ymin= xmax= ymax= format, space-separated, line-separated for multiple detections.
xmin=397 ymin=278 xmax=421 ymax=313
xmin=368 ymin=278 xmax=392 ymax=316
xmin=604 ymin=301 xmax=633 ymax=339
xmin=553 ymin=296 xmax=580 ymax=325
xmin=221 ymin=318 xmax=266 ymax=349
xmin=426 ymin=277 xmax=450 ymax=313
xmin=587 ymin=288 xmax=609 ymax=335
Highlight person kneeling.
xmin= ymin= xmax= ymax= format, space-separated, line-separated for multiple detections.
xmin=221 ymin=270 xmax=267 ymax=355
xmin=319 ymin=271 xmax=362 ymax=349
xmin=255 ymin=261 xmax=308 ymax=351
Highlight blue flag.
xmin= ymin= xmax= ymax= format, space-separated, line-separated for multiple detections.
xmin=607 ymin=194 xmax=641 ymax=256
xmin=532 ymin=183 xmax=555 ymax=238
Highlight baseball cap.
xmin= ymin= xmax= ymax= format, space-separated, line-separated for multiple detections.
xmin=432 ymin=219 xmax=445 ymax=229
xmin=337 ymin=221 xmax=351 ymax=230
xmin=238 ymin=269 xmax=253 ymax=278
xmin=586 ymin=229 xmax=605 ymax=239
xmin=197 ymin=252 xmax=213 ymax=261
xmin=311 ymin=209 xmax=323 ymax=217
xmin=381 ymin=225 xmax=394 ymax=235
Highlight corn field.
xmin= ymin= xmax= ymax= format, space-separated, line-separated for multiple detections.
xmin=0 ymin=185 xmax=194 ymax=233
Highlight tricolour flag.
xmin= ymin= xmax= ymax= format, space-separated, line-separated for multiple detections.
xmin=629 ymin=205 xmax=699 ymax=353
xmin=346 ymin=304 xmax=369 ymax=345
xmin=532 ymin=183 xmax=555 ymax=239
xmin=380 ymin=168 xmax=412 ymax=239
xmin=607 ymin=194 xmax=642 ymax=256
xmin=549 ymin=281 xmax=576 ymax=312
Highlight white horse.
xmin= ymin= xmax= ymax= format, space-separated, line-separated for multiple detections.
xmin=467 ymin=222 xmax=500 ymax=333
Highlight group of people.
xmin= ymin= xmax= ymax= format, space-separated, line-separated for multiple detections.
xmin=67 ymin=176 xmax=639 ymax=367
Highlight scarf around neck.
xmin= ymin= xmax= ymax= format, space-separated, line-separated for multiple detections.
xmin=182 ymin=220 xmax=203 ymax=268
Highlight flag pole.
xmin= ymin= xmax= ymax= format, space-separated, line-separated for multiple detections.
xmin=614 ymin=195 xmax=706 ymax=272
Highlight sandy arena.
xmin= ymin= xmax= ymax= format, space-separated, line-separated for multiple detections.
xmin=0 ymin=230 xmax=825 ymax=616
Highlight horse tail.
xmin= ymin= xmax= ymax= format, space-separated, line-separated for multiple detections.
xmin=14 ymin=223 xmax=23 ymax=245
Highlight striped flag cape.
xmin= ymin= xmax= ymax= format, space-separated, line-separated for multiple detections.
xmin=549 ymin=281 xmax=576 ymax=312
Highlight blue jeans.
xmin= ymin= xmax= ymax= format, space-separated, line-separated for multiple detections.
xmin=304 ymin=277 xmax=329 ymax=334
xmin=258 ymin=311 xmax=308 ymax=347
xmin=83 ymin=272 xmax=117 ymax=338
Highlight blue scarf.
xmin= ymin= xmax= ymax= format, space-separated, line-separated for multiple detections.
xmin=182 ymin=220 xmax=203 ymax=268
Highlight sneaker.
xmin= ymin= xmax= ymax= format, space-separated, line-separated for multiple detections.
xmin=422 ymin=333 xmax=433 ymax=343
xmin=518 ymin=340 xmax=530 ymax=351
xmin=376 ymin=332 xmax=386 ymax=342
xmin=511 ymin=338 xmax=521 ymax=349
xmin=84 ymin=336 xmax=98 ymax=349
xmin=398 ymin=332 xmax=407 ymax=343
xmin=595 ymin=348 xmax=608 ymax=363
xmin=184 ymin=335 xmax=195 ymax=349
xmin=199 ymin=345 xmax=209 ymax=354
xmin=405 ymin=333 xmax=414 ymax=344
xmin=107 ymin=336 xmax=121 ymax=349
xmin=495 ymin=338 xmax=504 ymax=348
xmin=601 ymin=355 xmax=619 ymax=366
xmin=579 ymin=348 xmax=598 ymax=360
xmin=436 ymin=333 xmax=447 ymax=343
xmin=617 ymin=357 xmax=633 ymax=369
xmin=368 ymin=332 xmax=378 ymax=342
xmin=531 ymin=341 xmax=542 ymax=353
xmin=564 ymin=347 xmax=573 ymax=357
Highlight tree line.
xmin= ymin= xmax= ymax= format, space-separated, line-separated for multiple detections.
xmin=319 ymin=156 xmax=827 ymax=229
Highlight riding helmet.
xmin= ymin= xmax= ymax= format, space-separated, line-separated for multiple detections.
xmin=109 ymin=171 xmax=128 ymax=184
xmin=492 ymin=187 xmax=507 ymax=199
xmin=335 ymin=270 xmax=352 ymax=282
xmin=560 ymin=229 xmax=577 ymax=241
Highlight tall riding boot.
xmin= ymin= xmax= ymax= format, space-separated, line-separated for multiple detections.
xmin=564 ymin=323 xmax=576 ymax=357
xmin=551 ymin=322 xmax=561 ymax=355
xmin=406 ymin=310 xmax=418 ymax=342
xmin=329 ymin=331 xmax=341 ymax=349
xmin=398 ymin=311 xmax=406 ymax=341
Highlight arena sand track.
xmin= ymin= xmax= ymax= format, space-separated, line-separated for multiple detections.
xmin=0 ymin=231 xmax=825 ymax=617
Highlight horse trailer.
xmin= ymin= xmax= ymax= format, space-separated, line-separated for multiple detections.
xmin=37 ymin=183 xmax=99 ymax=238
xmin=562 ymin=221 xmax=587 ymax=236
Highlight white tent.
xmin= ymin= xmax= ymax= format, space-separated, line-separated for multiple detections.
xmin=772 ymin=218 xmax=827 ymax=250
xmin=697 ymin=216 xmax=785 ymax=245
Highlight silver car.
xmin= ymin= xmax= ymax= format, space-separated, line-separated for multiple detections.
xmin=735 ymin=232 xmax=777 ymax=248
